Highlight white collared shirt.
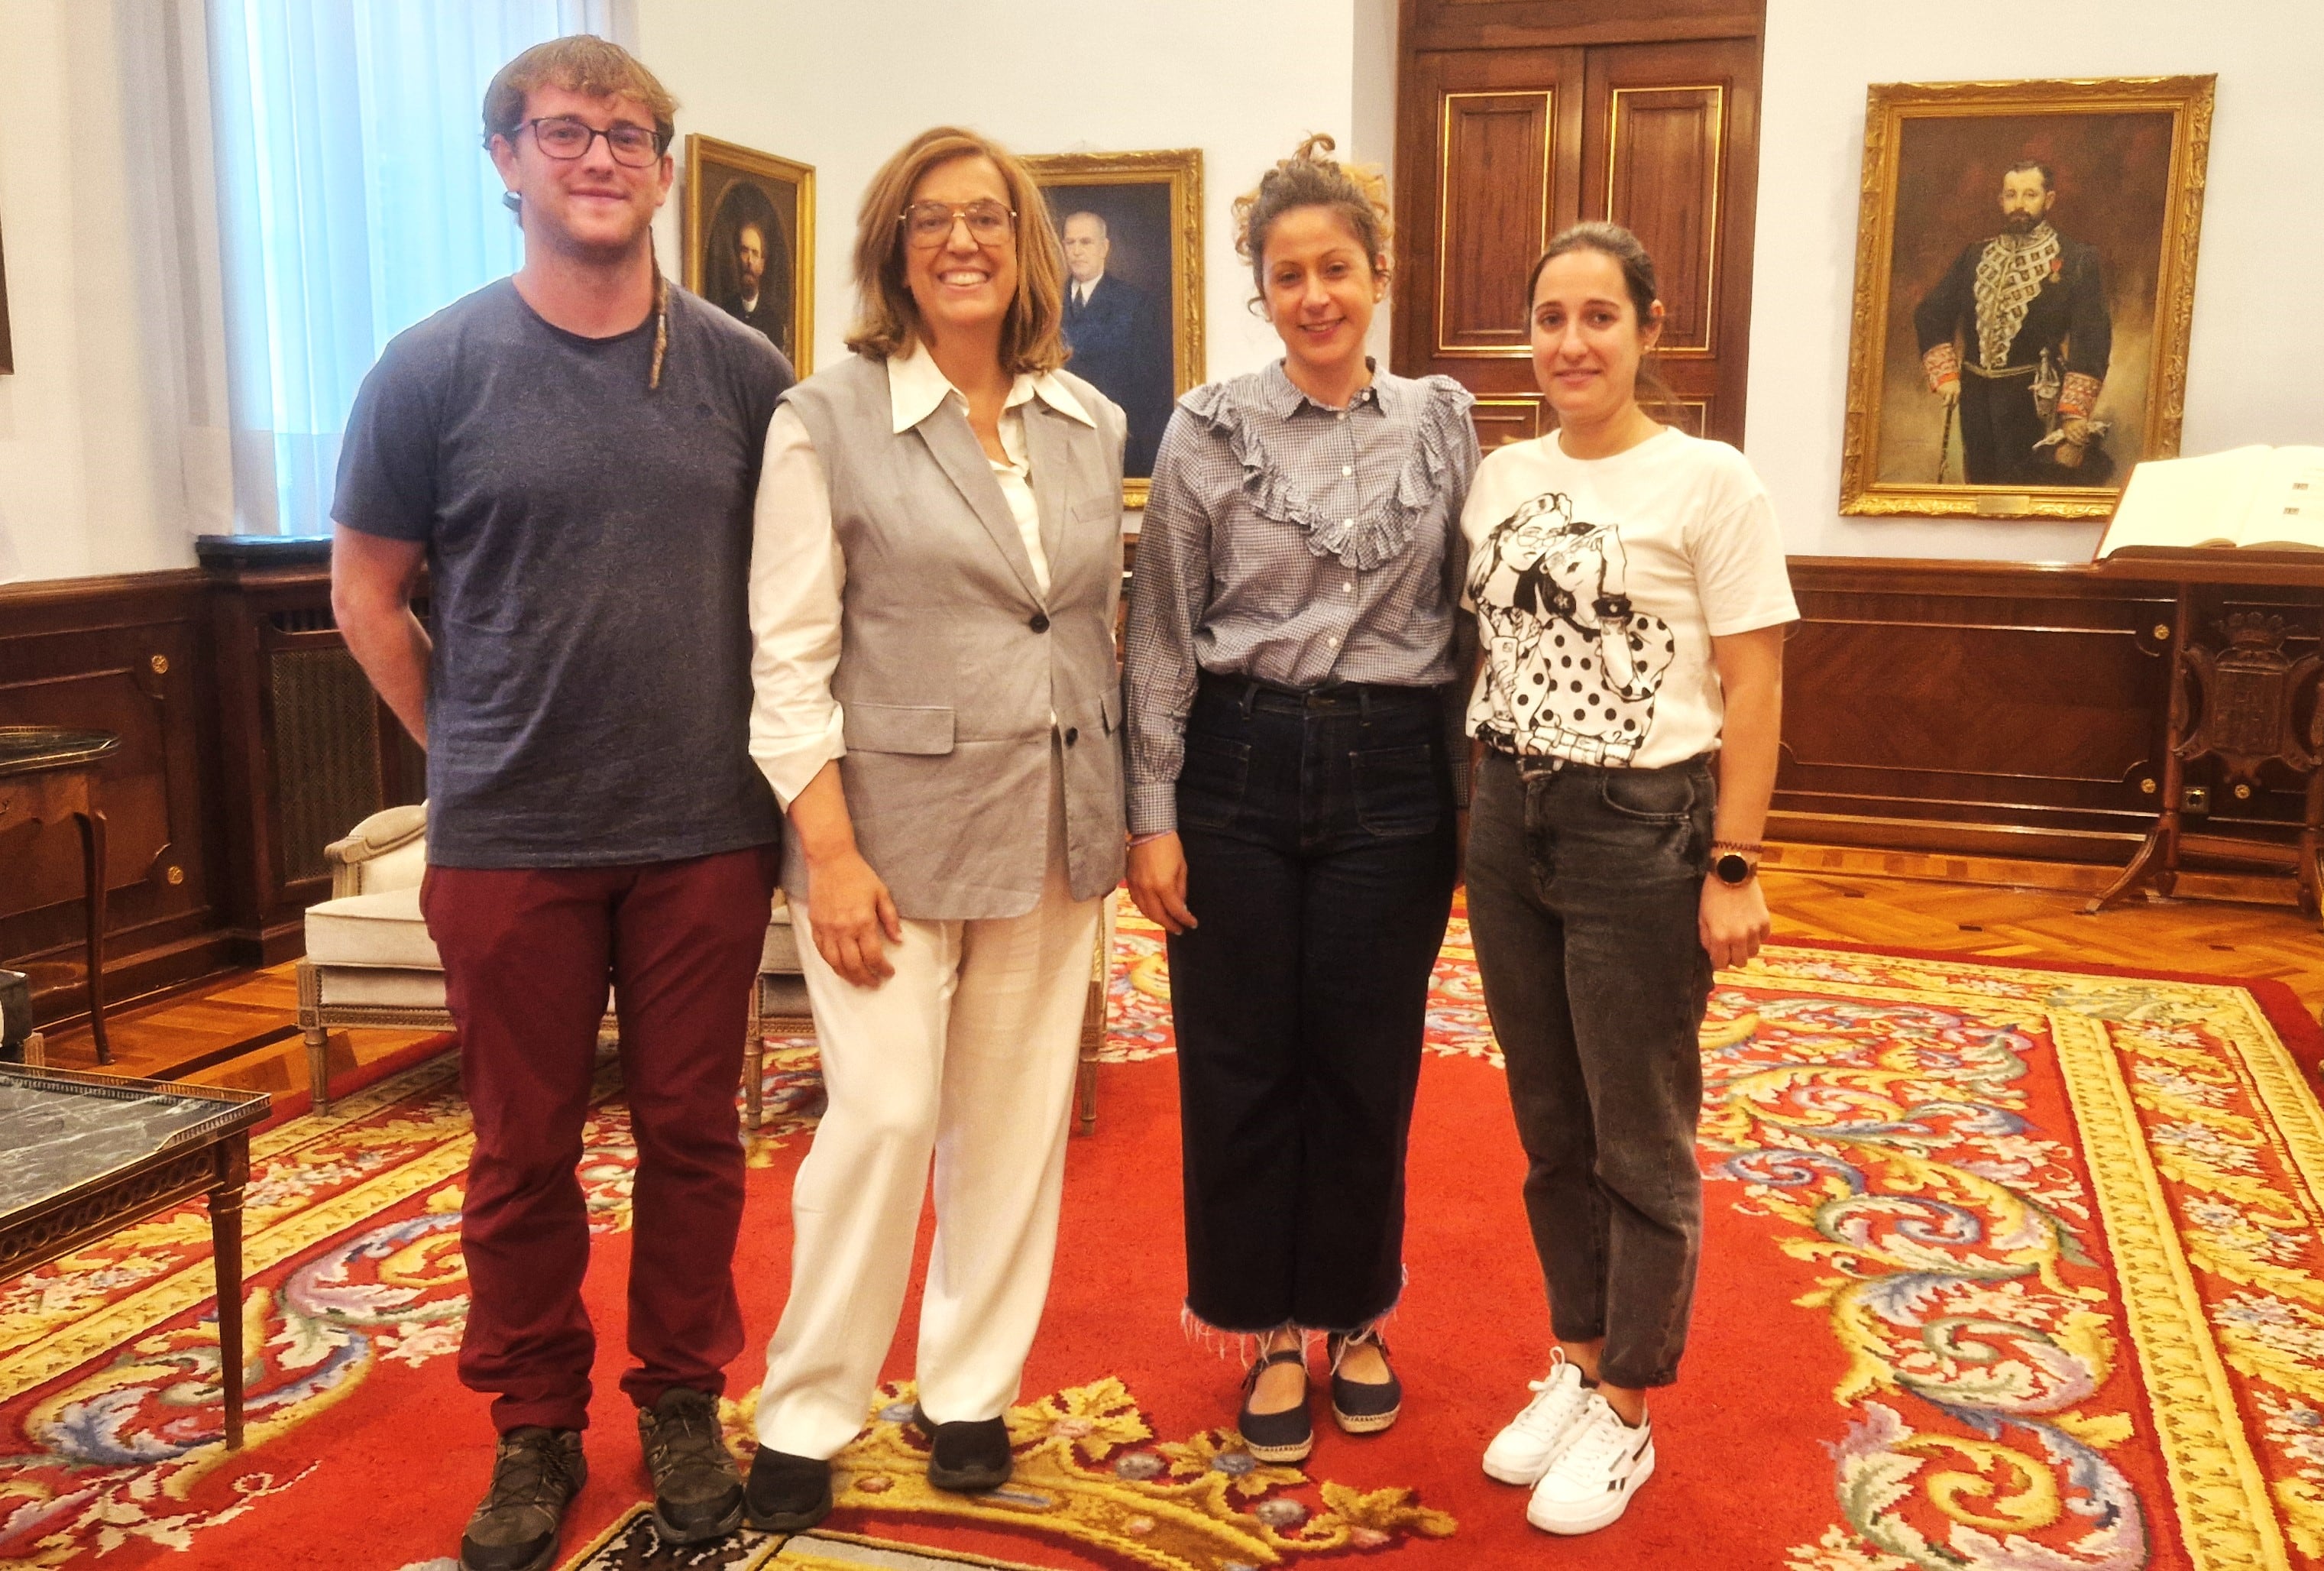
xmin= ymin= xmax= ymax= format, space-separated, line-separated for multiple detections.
xmin=1070 ymin=270 xmax=1105 ymax=309
xmin=747 ymin=345 xmax=1096 ymax=807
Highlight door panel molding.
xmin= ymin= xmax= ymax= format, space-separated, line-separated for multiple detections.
xmin=1434 ymin=90 xmax=1555 ymax=356
xmin=1604 ymin=83 xmax=1724 ymax=355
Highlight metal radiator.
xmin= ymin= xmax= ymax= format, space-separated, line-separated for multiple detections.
xmin=266 ymin=644 xmax=384 ymax=886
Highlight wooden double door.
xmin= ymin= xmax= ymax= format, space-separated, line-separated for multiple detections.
xmin=1393 ymin=35 xmax=1762 ymax=450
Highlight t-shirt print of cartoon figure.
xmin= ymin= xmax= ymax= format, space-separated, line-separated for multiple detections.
xmin=1468 ymin=491 xmax=1675 ymax=766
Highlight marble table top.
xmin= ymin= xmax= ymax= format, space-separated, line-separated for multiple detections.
xmin=0 ymin=727 xmax=121 ymax=779
xmin=0 ymin=1069 xmax=260 ymax=1214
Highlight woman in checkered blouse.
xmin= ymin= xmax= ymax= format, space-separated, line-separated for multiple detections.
xmin=1122 ymin=135 xmax=1481 ymax=1464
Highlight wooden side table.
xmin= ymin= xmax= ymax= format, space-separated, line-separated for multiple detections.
xmin=0 ymin=1067 xmax=268 ymax=1446
xmin=0 ymin=728 xmax=124 ymax=1062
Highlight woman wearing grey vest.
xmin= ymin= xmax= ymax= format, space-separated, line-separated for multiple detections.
xmin=1125 ymin=138 xmax=1478 ymax=1462
xmin=739 ymin=126 xmax=1127 ymax=1529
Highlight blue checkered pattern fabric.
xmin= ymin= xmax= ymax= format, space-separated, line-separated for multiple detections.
xmin=1123 ymin=361 xmax=1480 ymax=835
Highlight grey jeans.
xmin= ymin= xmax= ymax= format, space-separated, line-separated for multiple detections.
xmin=1465 ymin=749 xmax=1716 ymax=1389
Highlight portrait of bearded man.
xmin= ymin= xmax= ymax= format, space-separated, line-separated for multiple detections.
xmin=707 ymin=180 xmax=793 ymax=361
xmin=1912 ymin=159 xmax=2114 ymax=486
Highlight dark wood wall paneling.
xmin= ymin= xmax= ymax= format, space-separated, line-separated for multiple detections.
xmin=14 ymin=546 xmax=2317 ymax=1032
xmin=1 ymin=545 xmax=419 ymax=1031
xmin=1778 ymin=559 xmax=2319 ymax=874
xmin=1 ymin=572 xmax=225 ymax=1015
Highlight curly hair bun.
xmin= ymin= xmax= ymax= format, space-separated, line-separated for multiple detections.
xmin=1232 ymin=133 xmax=1394 ymax=300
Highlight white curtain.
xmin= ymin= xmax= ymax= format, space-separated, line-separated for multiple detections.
xmin=208 ymin=0 xmax=633 ymax=535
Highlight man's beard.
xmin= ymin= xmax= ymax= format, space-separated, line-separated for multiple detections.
xmin=2002 ymin=211 xmax=2039 ymax=235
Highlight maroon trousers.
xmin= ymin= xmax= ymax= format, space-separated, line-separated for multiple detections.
xmin=421 ymin=846 xmax=779 ymax=1433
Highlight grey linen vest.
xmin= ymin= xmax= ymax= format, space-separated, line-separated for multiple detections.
xmin=778 ymin=352 xmax=1128 ymax=919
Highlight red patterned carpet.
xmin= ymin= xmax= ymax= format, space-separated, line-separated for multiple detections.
xmin=5 ymin=907 xmax=2323 ymax=1571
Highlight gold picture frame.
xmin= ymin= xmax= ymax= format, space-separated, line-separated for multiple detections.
xmin=1023 ymin=149 xmax=1205 ymax=509
xmin=684 ymin=134 xmax=815 ymax=374
xmin=1838 ymin=75 xmax=2214 ymax=520
xmin=0 ymin=219 xmax=13 ymax=374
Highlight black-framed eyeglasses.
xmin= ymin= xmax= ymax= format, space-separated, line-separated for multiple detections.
xmin=523 ymin=115 xmax=664 ymax=167
xmin=898 ymin=200 xmax=1016 ymax=248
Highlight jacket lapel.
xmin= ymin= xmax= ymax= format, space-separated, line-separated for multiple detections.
xmin=911 ymin=405 xmax=1044 ymax=606
xmin=1023 ymin=400 xmax=1072 ymax=586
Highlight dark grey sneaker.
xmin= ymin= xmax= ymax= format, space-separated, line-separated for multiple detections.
xmin=636 ymin=1387 xmax=746 ymax=1546
xmin=916 ymin=1406 xmax=1013 ymax=1493
xmin=459 ymin=1427 xmax=587 ymax=1571
xmin=743 ymin=1445 xmax=833 ymax=1532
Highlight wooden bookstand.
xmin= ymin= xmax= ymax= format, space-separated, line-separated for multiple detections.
xmin=2088 ymin=549 xmax=2324 ymax=922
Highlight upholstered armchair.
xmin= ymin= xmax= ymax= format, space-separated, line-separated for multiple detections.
xmin=296 ymin=806 xmax=1113 ymax=1132
xmin=295 ymin=805 xmax=811 ymax=1126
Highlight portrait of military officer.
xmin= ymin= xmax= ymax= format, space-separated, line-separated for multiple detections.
xmin=1060 ymin=210 xmax=1175 ymax=476
xmin=707 ymin=180 xmax=793 ymax=361
xmin=1912 ymin=159 xmax=2113 ymax=486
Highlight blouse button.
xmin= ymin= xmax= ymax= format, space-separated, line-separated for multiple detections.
xmin=1341 ymin=465 xmax=1354 ymax=477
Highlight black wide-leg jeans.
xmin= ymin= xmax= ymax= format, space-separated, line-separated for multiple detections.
xmin=1464 ymin=748 xmax=1715 ymax=1390
xmin=1168 ymin=675 xmax=1458 ymax=1335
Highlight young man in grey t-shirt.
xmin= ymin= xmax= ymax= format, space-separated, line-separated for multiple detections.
xmin=331 ymin=38 xmax=789 ymax=1571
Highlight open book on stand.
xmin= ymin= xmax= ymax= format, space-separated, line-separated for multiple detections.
xmin=2095 ymin=445 xmax=2324 ymax=561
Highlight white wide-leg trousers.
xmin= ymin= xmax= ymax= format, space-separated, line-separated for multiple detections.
xmin=753 ymin=779 xmax=1101 ymax=1461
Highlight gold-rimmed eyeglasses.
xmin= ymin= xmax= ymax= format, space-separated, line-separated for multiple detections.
xmin=899 ymin=200 xmax=1016 ymax=248
xmin=523 ymin=115 xmax=664 ymax=168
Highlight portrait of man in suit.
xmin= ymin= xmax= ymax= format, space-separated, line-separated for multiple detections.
xmin=685 ymin=136 xmax=815 ymax=373
xmin=706 ymin=181 xmax=793 ymax=361
xmin=1060 ymin=210 xmax=1175 ymax=477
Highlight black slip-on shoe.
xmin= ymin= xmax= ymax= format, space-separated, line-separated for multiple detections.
xmin=1236 ymin=1347 xmax=1314 ymax=1463
xmin=459 ymin=1427 xmax=587 ymax=1571
xmin=914 ymin=1406 xmax=1013 ymax=1492
xmin=636 ymin=1387 xmax=745 ymax=1546
xmin=743 ymin=1444 xmax=833 ymax=1533
xmin=1325 ymin=1332 xmax=1403 ymax=1435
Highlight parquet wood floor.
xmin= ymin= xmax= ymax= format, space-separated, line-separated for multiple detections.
xmin=1759 ymin=868 xmax=2323 ymax=1022
xmin=32 ymin=967 xmax=445 ymax=1098
xmin=26 ymin=876 xmax=2322 ymax=1088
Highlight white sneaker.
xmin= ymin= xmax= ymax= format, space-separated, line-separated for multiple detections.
xmin=1481 ymin=1356 xmax=1591 ymax=1485
xmin=1525 ymin=1392 xmax=1654 ymax=1535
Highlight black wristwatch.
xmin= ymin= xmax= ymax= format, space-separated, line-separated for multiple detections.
xmin=1711 ymin=840 xmax=1761 ymax=886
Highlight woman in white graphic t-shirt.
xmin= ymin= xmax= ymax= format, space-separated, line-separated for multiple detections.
xmin=1460 ymin=222 xmax=1798 ymax=1539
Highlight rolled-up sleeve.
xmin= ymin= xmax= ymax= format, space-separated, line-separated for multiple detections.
xmin=748 ymin=405 xmax=848 ymax=808
xmin=1122 ymin=411 xmax=1214 ymax=836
